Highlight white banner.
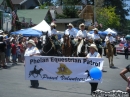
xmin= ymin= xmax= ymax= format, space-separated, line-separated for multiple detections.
xmin=25 ymin=56 xmax=104 ymax=83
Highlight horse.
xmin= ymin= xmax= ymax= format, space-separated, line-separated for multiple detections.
xmin=29 ymin=68 xmax=43 ymax=78
xmin=42 ymin=32 xmax=62 ymax=56
xmin=106 ymin=41 xmax=114 ymax=68
xmin=77 ymin=38 xmax=88 ymax=57
xmin=62 ymin=34 xmax=72 ymax=57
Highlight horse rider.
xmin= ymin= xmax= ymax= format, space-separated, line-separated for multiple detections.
xmin=92 ymin=28 xmax=102 ymax=56
xmin=104 ymin=32 xmax=117 ymax=56
xmin=64 ymin=23 xmax=77 ymax=52
xmin=64 ymin=23 xmax=77 ymax=38
xmin=76 ymin=23 xmax=92 ymax=51
xmin=48 ymin=22 xmax=57 ymax=37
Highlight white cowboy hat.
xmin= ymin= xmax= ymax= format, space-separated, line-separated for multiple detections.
xmin=107 ymin=32 xmax=112 ymax=35
xmin=92 ymin=28 xmax=98 ymax=32
xmin=0 ymin=30 xmax=3 ymax=34
xmin=88 ymin=44 xmax=98 ymax=51
xmin=27 ymin=39 xmax=36 ymax=46
xmin=79 ymin=23 xmax=85 ymax=29
xmin=50 ymin=22 xmax=56 ymax=27
xmin=67 ymin=23 xmax=74 ymax=28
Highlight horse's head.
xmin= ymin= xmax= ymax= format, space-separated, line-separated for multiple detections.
xmin=106 ymin=40 xmax=110 ymax=45
xmin=63 ymin=34 xmax=70 ymax=41
xmin=40 ymin=68 xmax=43 ymax=71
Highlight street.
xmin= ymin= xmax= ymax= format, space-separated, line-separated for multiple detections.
xmin=0 ymin=54 xmax=129 ymax=97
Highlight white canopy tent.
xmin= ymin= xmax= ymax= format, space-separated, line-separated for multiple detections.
xmin=32 ymin=20 xmax=51 ymax=32
xmin=105 ymin=28 xmax=117 ymax=35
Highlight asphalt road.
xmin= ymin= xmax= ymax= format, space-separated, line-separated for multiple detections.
xmin=0 ymin=54 xmax=129 ymax=97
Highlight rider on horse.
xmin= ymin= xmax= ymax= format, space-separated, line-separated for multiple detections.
xmin=104 ymin=32 xmax=117 ymax=56
xmin=76 ymin=23 xmax=93 ymax=56
xmin=92 ymin=28 xmax=102 ymax=56
xmin=48 ymin=22 xmax=61 ymax=52
xmin=64 ymin=23 xmax=77 ymax=54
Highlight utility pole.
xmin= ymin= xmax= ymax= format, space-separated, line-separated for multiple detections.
xmin=94 ymin=0 xmax=96 ymax=24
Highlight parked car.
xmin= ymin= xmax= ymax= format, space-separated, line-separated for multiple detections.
xmin=116 ymin=41 xmax=130 ymax=54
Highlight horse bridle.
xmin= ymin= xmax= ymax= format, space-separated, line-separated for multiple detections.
xmin=42 ymin=37 xmax=56 ymax=54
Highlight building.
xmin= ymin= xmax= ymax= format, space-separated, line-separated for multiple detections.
xmin=16 ymin=9 xmax=53 ymax=29
xmin=55 ymin=18 xmax=84 ymax=31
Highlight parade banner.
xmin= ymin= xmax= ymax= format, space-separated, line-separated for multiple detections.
xmin=25 ymin=56 xmax=104 ymax=83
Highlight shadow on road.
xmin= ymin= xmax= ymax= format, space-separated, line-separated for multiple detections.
xmin=45 ymin=88 xmax=90 ymax=95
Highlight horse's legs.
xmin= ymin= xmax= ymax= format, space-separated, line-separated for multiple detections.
xmin=108 ymin=57 xmax=111 ymax=68
xmin=111 ymin=55 xmax=114 ymax=67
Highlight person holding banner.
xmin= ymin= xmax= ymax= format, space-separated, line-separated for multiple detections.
xmin=86 ymin=44 xmax=101 ymax=95
xmin=24 ymin=39 xmax=40 ymax=88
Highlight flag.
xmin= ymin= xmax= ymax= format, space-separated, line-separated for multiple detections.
xmin=12 ymin=11 xmax=16 ymax=25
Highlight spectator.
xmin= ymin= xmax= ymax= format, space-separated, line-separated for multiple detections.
xmin=0 ymin=36 xmax=7 ymax=69
xmin=11 ymin=39 xmax=17 ymax=65
xmin=124 ymin=40 xmax=129 ymax=60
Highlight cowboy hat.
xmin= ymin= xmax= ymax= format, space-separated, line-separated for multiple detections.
xmin=0 ymin=30 xmax=3 ymax=34
xmin=92 ymin=28 xmax=98 ymax=32
xmin=67 ymin=23 xmax=74 ymax=28
xmin=50 ymin=22 xmax=57 ymax=27
xmin=27 ymin=39 xmax=36 ymax=46
xmin=88 ymin=44 xmax=98 ymax=51
xmin=79 ymin=23 xmax=85 ymax=29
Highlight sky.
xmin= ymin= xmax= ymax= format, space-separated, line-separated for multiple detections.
xmin=125 ymin=1 xmax=130 ymax=20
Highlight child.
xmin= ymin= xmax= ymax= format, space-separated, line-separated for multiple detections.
xmin=16 ymin=43 xmax=21 ymax=62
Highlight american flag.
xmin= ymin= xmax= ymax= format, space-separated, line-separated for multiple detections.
xmin=12 ymin=11 xmax=17 ymax=25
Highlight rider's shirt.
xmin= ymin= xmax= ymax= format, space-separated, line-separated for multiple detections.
xmin=92 ymin=33 xmax=100 ymax=40
xmin=87 ymin=51 xmax=101 ymax=58
xmin=48 ymin=29 xmax=57 ymax=36
xmin=64 ymin=28 xmax=77 ymax=38
xmin=24 ymin=46 xmax=40 ymax=56
xmin=76 ymin=30 xmax=88 ymax=38
xmin=105 ymin=36 xmax=114 ymax=43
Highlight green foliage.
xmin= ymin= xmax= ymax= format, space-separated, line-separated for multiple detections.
xmin=56 ymin=6 xmax=78 ymax=19
xmin=96 ymin=7 xmax=120 ymax=30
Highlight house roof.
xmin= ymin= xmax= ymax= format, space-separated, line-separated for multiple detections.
xmin=17 ymin=9 xmax=49 ymax=24
xmin=11 ymin=0 xmax=27 ymax=5
xmin=55 ymin=18 xmax=83 ymax=23
xmin=49 ymin=6 xmax=63 ymax=14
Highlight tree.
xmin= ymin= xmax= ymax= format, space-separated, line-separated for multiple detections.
xmin=96 ymin=7 xmax=120 ymax=30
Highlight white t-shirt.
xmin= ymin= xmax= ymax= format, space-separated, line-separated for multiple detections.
xmin=87 ymin=52 xmax=100 ymax=58
xmin=65 ymin=28 xmax=77 ymax=38
xmin=120 ymin=37 xmax=126 ymax=42
xmin=105 ymin=36 xmax=114 ymax=43
xmin=92 ymin=34 xmax=100 ymax=40
xmin=76 ymin=30 xmax=88 ymax=38
xmin=24 ymin=46 xmax=40 ymax=56
xmin=48 ymin=29 xmax=57 ymax=36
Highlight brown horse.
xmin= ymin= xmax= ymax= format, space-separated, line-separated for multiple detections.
xmin=106 ymin=41 xmax=114 ymax=68
xmin=62 ymin=35 xmax=72 ymax=57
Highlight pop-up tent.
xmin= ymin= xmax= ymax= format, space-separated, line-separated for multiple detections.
xmin=32 ymin=20 xmax=51 ymax=32
xmin=11 ymin=28 xmax=42 ymax=37
xmin=11 ymin=20 xmax=51 ymax=36
xmin=105 ymin=28 xmax=117 ymax=35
